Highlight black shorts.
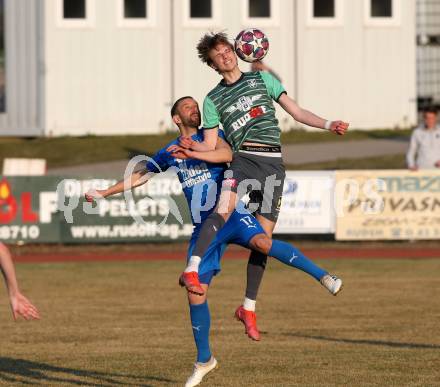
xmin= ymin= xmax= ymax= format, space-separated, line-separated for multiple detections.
xmin=223 ymin=152 xmax=285 ymax=222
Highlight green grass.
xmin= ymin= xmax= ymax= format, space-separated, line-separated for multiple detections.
xmin=288 ymin=154 xmax=407 ymax=170
xmin=0 ymin=129 xmax=411 ymax=170
xmin=280 ymin=127 xmax=411 ymax=144
xmin=1 ymin=257 xmax=439 ymax=386
xmin=0 ymin=134 xmax=177 ymax=169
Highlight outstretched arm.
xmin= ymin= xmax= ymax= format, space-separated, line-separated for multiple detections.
xmin=169 ymin=137 xmax=233 ymax=163
xmin=179 ymin=128 xmax=219 ymax=152
xmin=85 ymin=169 xmax=153 ymax=202
xmin=0 ymin=243 xmax=40 ymax=320
xmin=278 ymin=94 xmax=349 ymax=135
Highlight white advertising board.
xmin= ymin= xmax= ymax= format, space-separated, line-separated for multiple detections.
xmin=274 ymin=171 xmax=335 ymax=234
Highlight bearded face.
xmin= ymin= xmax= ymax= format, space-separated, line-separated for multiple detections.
xmin=178 ymin=98 xmax=201 ymax=128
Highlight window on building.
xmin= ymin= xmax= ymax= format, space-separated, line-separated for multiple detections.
xmin=124 ymin=0 xmax=147 ymax=18
xmin=190 ymin=0 xmax=212 ymax=18
xmin=249 ymin=0 xmax=270 ymax=18
xmin=364 ymin=0 xmax=399 ymax=26
xmin=313 ymin=0 xmax=335 ymax=18
xmin=63 ymin=0 xmax=86 ymax=19
xmin=371 ymin=0 xmax=392 ymax=17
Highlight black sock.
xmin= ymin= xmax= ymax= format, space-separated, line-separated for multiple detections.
xmin=245 ymin=251 xmax=267 ymax=300
xmin=193 ymin=213 xmax=225 ymax=258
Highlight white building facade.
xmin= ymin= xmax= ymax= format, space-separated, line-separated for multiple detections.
xmin=0 ymin=0 xmax=417 ymax=136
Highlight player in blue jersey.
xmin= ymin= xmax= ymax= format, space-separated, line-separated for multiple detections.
xmin=85 ymin=96 xmax=342 ymax=387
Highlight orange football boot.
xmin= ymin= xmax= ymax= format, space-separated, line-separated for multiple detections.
xmin=235 ymin=305 xmax=260 ymax=341
xmin=179 ymin=272 xmax=205 ymax=296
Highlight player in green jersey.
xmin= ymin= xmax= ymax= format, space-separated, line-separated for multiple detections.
xmin=177 ymin=32 xmax=349 ymax=340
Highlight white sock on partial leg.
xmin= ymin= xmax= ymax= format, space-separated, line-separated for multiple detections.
xmin=243 ymin=297 xmax=256 ymax=312
xmin=184 ymin=256 xmax=201 ymax=273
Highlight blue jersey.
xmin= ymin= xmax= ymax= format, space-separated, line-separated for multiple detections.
xmin=146 ymin=129 xmax=227 ymax=229
xmin=146 ymin=128 xmax=265 ymax=279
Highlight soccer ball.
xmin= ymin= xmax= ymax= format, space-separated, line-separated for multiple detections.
xmin=234 ymin=28 xmax=269 ymax=63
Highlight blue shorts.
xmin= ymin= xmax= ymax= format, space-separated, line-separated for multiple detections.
xmin=187 ymin=204 xmax=265 ymax=283
xmin=199 ymin=270 xmax=216 ymax=285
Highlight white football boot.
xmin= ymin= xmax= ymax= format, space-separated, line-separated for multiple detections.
xmin=320 ymin=274 xmax=343 ymax=296
xmin=185 ymin=357 xmax=217 ymax=387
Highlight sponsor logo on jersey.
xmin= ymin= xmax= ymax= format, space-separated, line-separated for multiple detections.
xmin=224 ymin=95 xmax=263 ymax=114
xmin=248 ymin=79 xmax=257 ymax=88
xmin=231 ymin=105 xmax=268 ymax=131
xmin=180 ymin=162 xmax=213 ymax=188
xmin=249 ymin=106 xmax=265 ymax=118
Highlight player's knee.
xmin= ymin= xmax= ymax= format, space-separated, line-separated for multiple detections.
xmin=188 ymin=290 xmax=208 ymax=305
xmin=216 ymin=211 xmax=230 ymax=222
xmin=251 ymin=235 xmax=272 ymax=254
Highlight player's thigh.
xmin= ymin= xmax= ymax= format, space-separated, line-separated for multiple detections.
xmin=227 ymin=211 xmax=265 ymax=247
xmin=258 ymin=166 xmax=285 ymax=222
xmin=255 ymin=213 xmax=276 ymax=237
xmin=234 ymin=153 xmax=285 ymax=222
xmin=217 ymin=154 xmax=256 ymax=216
xmin=216 ymin=189 xmax=238 ymax=218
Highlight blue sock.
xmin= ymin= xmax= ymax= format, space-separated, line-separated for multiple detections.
xmin=269 ymin=240 xmax=327 ymax=281
xmin=189 ymin=302 xmax=211 ymax=363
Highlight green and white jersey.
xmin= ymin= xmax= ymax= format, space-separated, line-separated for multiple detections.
xmin=203 ymin=71 xmax=286 ymax=151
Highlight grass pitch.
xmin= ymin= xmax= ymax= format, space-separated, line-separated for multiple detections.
xmin=1 ymin=257 xmax=439 ymax=386
xmin=0 ymin=129 xmax=411 ymax=170
xmin=287 ymin=153 xmax=407 ymax=171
